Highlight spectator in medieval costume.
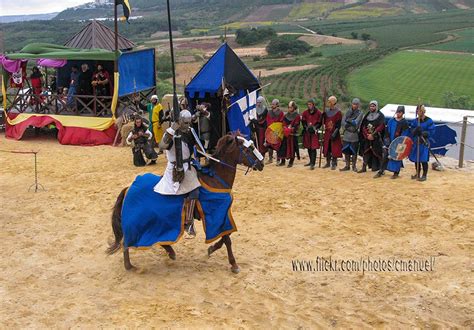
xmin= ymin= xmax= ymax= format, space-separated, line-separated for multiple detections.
xmin=78 ymin=64 xmax=93 ymax=95
xmin=409 ymin=105 xmax=436 ymax=181
xmin=249 ymin=96 xmax=268 ymax=156
xmin=67 ymin=65 xmax=79 ymax=107
xmin=322 ymin=96 xmax=343 ymax=170
xmin=358 ymin=100 xmax=385 ymax=173
xmin=92 ymin=64 xmax=111 ymax=115
xmin=301 ymin=98 xmax=322 ymax=170
xmin=374 ymin=105 xmax=410 ymax=179
xmin=147 ymin=95 xmax=165 ymax=145
xmin=77 ymin=64 xmax=93 ymax=112
xmin=277 ymin=101 xmax=301 ymax=167
xmin=92 ymin=64 xmax=111 ymax=96
xmin=341 ymin=98 xmax=364 ymax=172
xmin=30 ymin=66 xmax=43 ymax=104
xmin=265 ymin=99 xmax=285 ymax=164
xmin=193 ymin=102 xmax=212 ymax=152
xmin=126 ymin=116 xmax=158 ymax=167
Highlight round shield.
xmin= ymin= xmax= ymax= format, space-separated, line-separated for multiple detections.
xmin=265 ymin=122 xmax=284 ymax=145
xmin=388 ymin=136 xmax=413 ymax=161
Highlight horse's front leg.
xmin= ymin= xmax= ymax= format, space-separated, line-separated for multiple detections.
xmin=208 ymin=237 xmax=225 ymax=256
xmin=162 ymin=245 xmax=176 ymax=260
xmin=123 ymin=248 xmax=136 ymax=270
xmin=223 ymin=235 xmax=240 ymax=274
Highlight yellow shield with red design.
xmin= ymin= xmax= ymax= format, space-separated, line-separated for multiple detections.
xmin=265 ymin=122 xmax=284 ymax=145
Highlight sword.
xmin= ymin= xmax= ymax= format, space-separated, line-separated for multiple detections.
xmin=190 ymin=127 xmax=207 ymax=156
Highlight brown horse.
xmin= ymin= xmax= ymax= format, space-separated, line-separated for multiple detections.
xmin=107 ymin=133 xmax=264 ymax=273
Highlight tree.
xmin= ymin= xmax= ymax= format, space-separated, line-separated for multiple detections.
xmin=351 ymin=32 xmax=358 ymax=39
xmin=266 ymin=37 xmax=311 ymax=56
xmin=361 ymin=33 xmax=371 ymax=41
xmin=235 ymin=27 xmax=277 ymax=46
xmin=443 ymin=91 xmax=472 ymax=109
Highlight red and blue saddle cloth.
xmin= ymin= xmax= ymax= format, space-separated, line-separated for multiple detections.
xmin=121 ymin=173 xmax=236 ymax=248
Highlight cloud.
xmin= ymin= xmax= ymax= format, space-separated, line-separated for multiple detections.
xmin=1 ymin=0 xmax=88 ymax=16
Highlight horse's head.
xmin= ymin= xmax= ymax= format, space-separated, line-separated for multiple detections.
xmin=214 ymin=133 xmax=264 ymax=171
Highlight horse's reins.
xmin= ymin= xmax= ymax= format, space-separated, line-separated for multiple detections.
xmin=196 ymin=148 xmax=254 ymax=174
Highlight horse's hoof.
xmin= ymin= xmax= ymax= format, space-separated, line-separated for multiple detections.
xmin=168 ymin=253 xmax=176 ymax=260
xmin=207 ymin=246 xmax=214 ymax=257
xmin=231 ymin=266 xmax=240 ymax=274
xmin=125 ymin=264 xmax=136 ymax=271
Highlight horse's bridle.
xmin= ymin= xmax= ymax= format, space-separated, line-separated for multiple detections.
xmin=210 ymin=136 xmax=263 ymax=174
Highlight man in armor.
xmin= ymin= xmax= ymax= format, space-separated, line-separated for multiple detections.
xmin=154 ymin=110 xmax=201 ymax=237
xmin=301 ymin=98 xmax=322 ymax=170
xmin=409 ymin=105 xmax=436 ymax=181
xmin=358 ymin=100 xmax=386 ymax=173
xmin=322 ymin=96 xmax=343 ymax=170
xmin=341 ymin=98 xmax=364 ymax=172
xmin=374 ymin=105 xmax=410 ymax=179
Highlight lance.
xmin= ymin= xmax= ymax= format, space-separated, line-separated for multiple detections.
xmin=166 ymin=0 xmax=184 ymax=177
xmin=319 ymin=86 xmax=327 ymax=168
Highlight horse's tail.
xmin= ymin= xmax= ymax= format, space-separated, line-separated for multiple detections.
xmin=106 ymin=187 xmax=128 ymax=255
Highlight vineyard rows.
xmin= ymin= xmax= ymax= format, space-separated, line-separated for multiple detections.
xmin=262 ymin=48 xmax=392 ymax=104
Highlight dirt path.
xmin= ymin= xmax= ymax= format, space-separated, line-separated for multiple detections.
xmin=254 ymin=64 xmax=319 ymax=78
xmin=1 ymin=136 xmax=472 ymax=328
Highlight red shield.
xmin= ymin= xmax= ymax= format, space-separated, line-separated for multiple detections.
xmin=388 ymin=136 xmax=413 ymax=161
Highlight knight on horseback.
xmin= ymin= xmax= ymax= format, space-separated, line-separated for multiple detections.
xmin=154 ymin=109 xmax=200 ymax=238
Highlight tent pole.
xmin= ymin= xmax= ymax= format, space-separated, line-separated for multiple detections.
xmin=114 ymin=2 xmax=118 ymax=74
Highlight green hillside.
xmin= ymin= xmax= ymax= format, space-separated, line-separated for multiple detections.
xmin=347 ymin=50 xmax=474 ymax=108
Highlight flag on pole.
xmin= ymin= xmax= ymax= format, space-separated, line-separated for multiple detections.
xmin=234 ymin=90 xmax=259 ymax=127
xmin=248 ymin=90 xmax=257 ymax=120
xmin=116 ymin=0 xmax=131 ymax=22
xmin=236 ymin=96 xmax=248 ymax=113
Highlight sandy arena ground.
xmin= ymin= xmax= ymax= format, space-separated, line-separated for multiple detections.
xmin=1 ymin=134 xmax=473 ymax=328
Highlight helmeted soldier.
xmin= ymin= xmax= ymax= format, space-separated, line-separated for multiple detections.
xmin=358 ymin=100 xmax=386 ymax=173
xmin=154 ymin=110 xmax=201 ymax=237
xmin=322 ymin=96 xmax=343 ymax=170
xmin=340 ymin=98 xmax=364 ymax=172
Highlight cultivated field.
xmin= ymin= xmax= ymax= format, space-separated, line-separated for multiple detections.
xmin=426 ymin=28 xmax=474 ymax=53
xmin=347 ymin=50 xmax=474 ymax=108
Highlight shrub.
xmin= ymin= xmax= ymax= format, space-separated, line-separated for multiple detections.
xmin=235 ymin=27 xmax=277 ymax=46
xmin=266 ymin=37 xmax=311 ymax=56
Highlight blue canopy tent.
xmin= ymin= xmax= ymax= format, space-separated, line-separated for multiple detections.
xmin=185 ymin=43 xmax=260 ymax=149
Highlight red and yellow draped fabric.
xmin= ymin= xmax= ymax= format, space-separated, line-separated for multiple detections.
xmin=3 ymin=72 xmax=120 ymax=145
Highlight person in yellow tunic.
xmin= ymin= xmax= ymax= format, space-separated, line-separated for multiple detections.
xmin=147 ymin=95 xmax=164 ymax=144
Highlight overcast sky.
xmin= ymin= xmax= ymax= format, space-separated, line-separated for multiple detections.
xmin=1 ymin=0 xmax=87 ymax=16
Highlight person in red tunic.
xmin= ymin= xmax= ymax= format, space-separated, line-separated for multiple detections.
xmin=265 ymin=99 xmax=285 ymax=164
xmin=322 ymin=96 xmax=343 ymax=170
xmin=30 ymin=66 xmax=43 ymax=105
xmin=277 ymin=101 xmax=301 ymax=167
xmin=301 ymin=98 xmax=322 ymax=170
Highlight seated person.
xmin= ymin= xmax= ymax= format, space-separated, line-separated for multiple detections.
xmin=126 ymin=117 xmax=158 ymax=167
xmin=91 ymin=64 xmax=111 ymax=96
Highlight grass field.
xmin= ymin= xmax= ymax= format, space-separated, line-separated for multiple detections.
xmin=328 ymin=5 xmax=404 ymax=20
xmin=287 ymin=2 xmax=341 ymax=19
xmin=347 ymin=50 xmax=474 ymax=108
xmin=426 ymin=28 xmax=474 ymax=53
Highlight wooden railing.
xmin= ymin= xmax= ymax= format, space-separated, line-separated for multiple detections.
xmin=5 ymin=88 xmax=156 ymax=118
